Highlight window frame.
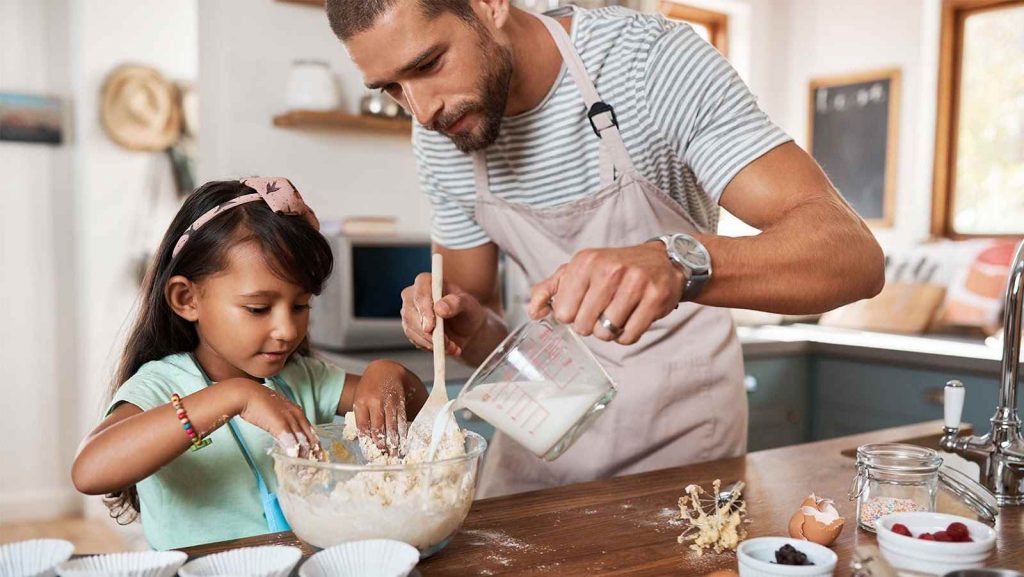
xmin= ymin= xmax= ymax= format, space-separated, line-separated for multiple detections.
xmin=658 ymin=1 xmax=729 ymax=57
xmin=932 ymin=0 xmax=1024 ymax=239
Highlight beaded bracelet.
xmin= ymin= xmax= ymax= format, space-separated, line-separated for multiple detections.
xmin=171 ymin=393 xmax=212 ymax=451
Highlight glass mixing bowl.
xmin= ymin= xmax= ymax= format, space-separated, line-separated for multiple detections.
xmin=270 ymin=423 xmax=486 ymax=557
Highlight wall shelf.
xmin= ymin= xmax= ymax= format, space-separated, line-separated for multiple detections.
xmin=273 ymin=110 xmax=412 ymax=135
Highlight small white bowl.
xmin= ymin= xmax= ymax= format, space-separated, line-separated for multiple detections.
xmin=178 ymin=545 xmax=302 ymax=577
xmin=737 ymin=537 xmax=837 ymax=577
xmin=0 ymin=539 xmax=75 ymax=577
xmin=56 ymin=551 xmax=187 ymax=577
xmin=875 ymin=512 xmax=995 ymax=574
xmin=298 ymin=540 xmax=418 ymax=577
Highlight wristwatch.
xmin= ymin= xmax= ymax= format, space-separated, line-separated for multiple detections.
xmin=651 ymin=233 xmax=712 ymax=301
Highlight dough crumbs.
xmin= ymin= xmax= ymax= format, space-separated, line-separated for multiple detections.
xmin=274 ymin=412 xmax=473 ymax=550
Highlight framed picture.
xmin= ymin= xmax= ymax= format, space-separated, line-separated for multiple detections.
xmin=808 ymin=69 xmax=900 ymax=227
xmin=0 ymin=92 xmax=64 ymax=145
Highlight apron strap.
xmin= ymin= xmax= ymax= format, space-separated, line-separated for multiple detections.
xmin=473 ymin=12 xmax=637 ymax=196
xmin=532 ymin=11 xmax=637 ymax=178
xmin=598 ymin=144 xmax=615 ymax=188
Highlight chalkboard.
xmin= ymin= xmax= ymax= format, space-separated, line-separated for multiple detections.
xmin=808 ymin=69 xmax=900 ymax=226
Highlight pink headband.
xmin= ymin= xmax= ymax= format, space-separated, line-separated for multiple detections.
xmin=172 ymin=177 xmax=321 ymax=258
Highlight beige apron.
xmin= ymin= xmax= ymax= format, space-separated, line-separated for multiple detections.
xmin=472 ymin=12 xmax=747 ymax=498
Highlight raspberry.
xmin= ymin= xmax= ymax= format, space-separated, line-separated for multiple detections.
xmin=919 ymin=533 xmax=935 ymax=540
xmin=947 ymin=522 xmax=970 ymax=541
xmin=891 ymin=523 xmax=912 ymax=537
xmin=933 ymin=531 xmax=952 ymax=542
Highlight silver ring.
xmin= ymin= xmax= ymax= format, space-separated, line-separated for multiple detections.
xmin=598 ymin=313 xmax=624 ymax=337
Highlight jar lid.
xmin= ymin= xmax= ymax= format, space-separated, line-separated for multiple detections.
xmin=856 ymin=443 xmax=943 ymax=474
xmin=939 ymin=465 xmax=999 ymax=523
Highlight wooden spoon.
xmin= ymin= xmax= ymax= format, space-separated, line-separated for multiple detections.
xmin=405 ymin=253 xmax=451 ymax=455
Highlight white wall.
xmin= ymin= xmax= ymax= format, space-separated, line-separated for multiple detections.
xmin=70 ymin=0 xmax=198 ymax=521
xmin=0 ymin=0 xmax=197 ymax=525
xmin=198 ymin=0 xmax=432 ymax=234
xmin=0 ymin=0 xmax=79 ymax=522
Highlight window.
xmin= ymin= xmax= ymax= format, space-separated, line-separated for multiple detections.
xmin=658 ymin=1 xmax=729 ymax=57
xmin=933 ymin=0 xmax=1024 ymax=237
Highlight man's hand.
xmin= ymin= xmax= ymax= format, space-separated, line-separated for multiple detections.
xmin=400 ymin=274 xmax=489 ymax=357
xmin=528 ymin=241 xmax=686 ymax=345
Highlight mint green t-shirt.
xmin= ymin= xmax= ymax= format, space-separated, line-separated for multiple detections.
xmin=108 ymin=353 xmax=346 ymax=551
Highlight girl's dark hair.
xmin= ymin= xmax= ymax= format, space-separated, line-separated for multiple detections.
xmin=104 ymin=180 xmax=333 ymax=523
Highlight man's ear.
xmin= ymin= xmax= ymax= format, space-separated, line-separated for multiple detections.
xmin=166 ymin=275 xmax=200 ymax=322
xmin=476 ymin=0 xmax=511 ymax=30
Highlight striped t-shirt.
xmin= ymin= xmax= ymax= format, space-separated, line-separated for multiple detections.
xmin=413 ymin=5 xmax=792 ymax=250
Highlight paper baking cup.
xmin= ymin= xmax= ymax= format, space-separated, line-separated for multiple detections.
xmin=0 ymin=538 xmax=75 ymax=577
xmin=56 ymin=551 xmax=186 ymax=577
xmin=298 ymin=540 xmax=419 ymax=577
xmin=178 ymin=545 xmax=302 ymax=577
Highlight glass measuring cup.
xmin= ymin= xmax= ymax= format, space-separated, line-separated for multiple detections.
xmin=455 ymin=317 xmax=617 ymax=461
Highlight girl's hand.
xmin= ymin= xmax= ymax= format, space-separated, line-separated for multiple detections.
xmin=353 ymin=360 xmax=428 ymax=453
xmin=228 ymin=378 xmax=318 ymax=456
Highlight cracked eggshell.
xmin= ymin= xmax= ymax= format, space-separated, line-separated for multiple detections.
xmin=788 ymin=494 xmax=845 ymax=546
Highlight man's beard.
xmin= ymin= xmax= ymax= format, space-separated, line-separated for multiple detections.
xmin=431 ymin=32 xmax=513 ymax=153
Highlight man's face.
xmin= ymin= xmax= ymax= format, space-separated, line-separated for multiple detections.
xmin=346 ymin=1 xmax=513 ymax=152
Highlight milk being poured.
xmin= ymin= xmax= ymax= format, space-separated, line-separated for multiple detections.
xmin=458 ymin=380 xmax=610 ymax=457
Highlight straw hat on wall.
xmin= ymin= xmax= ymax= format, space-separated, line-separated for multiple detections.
xmin=100 ymin=64 xmax=182 ymax=151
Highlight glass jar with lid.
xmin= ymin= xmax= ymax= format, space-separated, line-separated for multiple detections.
xmin=848 ymin=443 xmax=998 ymax=532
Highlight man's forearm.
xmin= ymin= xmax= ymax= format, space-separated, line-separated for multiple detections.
xmin=696 ymin=194 xmax=885 ymax=314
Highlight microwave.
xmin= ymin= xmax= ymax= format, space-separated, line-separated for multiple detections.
xmin=311 ymin=234 xmax=433 ymax=351
xmin=311 ymin=232 xmax=531 ymax=352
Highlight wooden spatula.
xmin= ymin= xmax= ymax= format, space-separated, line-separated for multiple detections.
xmin=405 ymin=253 xmax=450 ymax=454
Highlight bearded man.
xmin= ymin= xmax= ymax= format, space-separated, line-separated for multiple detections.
xmin=325 ymin=0 xmax=884 ymax=497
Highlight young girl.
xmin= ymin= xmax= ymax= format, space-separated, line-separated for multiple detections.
xmin=72 ymin=178 xmax=427 ymax=550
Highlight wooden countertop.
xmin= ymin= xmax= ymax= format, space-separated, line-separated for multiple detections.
xmin=182 ymin=421 xmax=1023 ymax=575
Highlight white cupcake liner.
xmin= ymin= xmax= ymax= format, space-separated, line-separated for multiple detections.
xmin=0 ymin=538 xmax=75 ymax=577
xmin=178 ymin=545 xmax=302 ymax=577
xmin=56 ymin=551 xmax=186 ymax=577
xmin=298 ymin=540 xmax=418 ymax=577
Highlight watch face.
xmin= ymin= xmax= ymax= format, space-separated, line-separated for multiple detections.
xmin=671 ymin=235 xmax=710 ymax=270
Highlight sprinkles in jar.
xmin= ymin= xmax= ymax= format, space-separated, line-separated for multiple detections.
xmin=858 ymin=496 xmax=927 ymax=528
xmin=848 ymin=444 xmax=941 ymax=532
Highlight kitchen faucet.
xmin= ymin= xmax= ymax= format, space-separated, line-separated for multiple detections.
xmin=941 ymin=240 xmax=1024 ymax=506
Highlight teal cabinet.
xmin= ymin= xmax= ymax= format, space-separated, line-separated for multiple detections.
xmin=809 ymin=358 xmax=1003 ymax=441
xmin=744 ymin=357 xmax=811 ymax=451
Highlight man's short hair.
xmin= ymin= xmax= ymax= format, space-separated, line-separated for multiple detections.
xmin=326 ymin=0 xmax=477 ymax=41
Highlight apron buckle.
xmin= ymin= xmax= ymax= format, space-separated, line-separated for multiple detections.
xmin=587 ymin=101 xmax=618 ymax=138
